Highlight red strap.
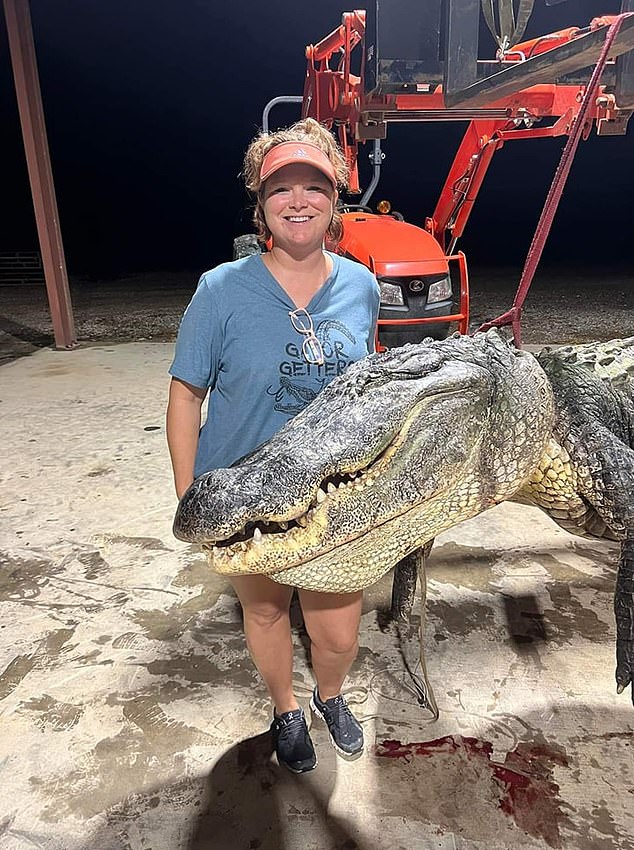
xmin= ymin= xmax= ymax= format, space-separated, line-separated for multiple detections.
xmin=477 ymin=13 xmax=632 ymax=346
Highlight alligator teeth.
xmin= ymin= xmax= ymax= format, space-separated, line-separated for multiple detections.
xmin=240 ymin=542 xmax=248 ymax=551
xmin=279 ymin=521 xmax=288 ymax=530
xmin=311 ymin=511 xmax=328 ymax=529
xmin=327 ymin=482 xmax=337 ymax=494
xmin=297 ymin=515 xmax=308 ymax=527
xmin=253 ymin=527 xmax=263 ymax=544
xmin=338 ymin=481 xmax=347 ymax=489
xmin=316 ymin=487 xmax=327 ymax=504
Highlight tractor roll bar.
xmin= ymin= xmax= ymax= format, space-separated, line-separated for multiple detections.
xmin=262 ymin=96 xmax=304 ymax=134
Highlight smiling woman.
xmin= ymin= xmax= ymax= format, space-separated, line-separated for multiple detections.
xmin=259 ymin=159 xmax=337 ymax=308
xmin=165 ymin=117 xmax=380 ymax=773
xmin=262 ymin=162 xmax=334 ymax=257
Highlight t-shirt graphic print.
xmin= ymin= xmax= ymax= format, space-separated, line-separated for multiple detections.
xmin=267 ymin=319 xmax=357 ymax=415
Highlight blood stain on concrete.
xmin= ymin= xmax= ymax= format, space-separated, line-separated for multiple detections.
xmin=375 ymin=735 xmax=573 ymax=848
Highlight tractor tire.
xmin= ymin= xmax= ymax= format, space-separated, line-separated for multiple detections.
xmin=232 ymin=234 xmax=262 ymax=260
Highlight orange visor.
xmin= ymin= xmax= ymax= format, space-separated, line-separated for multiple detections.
xmin=259 ymin=142 xmax=337 ymax=188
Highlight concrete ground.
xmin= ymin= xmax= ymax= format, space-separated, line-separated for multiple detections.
xmin=1 ymin=341 xmax=633 ymax=850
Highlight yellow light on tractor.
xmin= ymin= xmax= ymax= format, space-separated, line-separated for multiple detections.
xmin=376 ymin=199 xmax=392 ymax=215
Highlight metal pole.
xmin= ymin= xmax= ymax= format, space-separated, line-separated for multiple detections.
xmin=3 ymin=0 xmax=77 ymax=349
xmin=359 ymin=140 xmax=384 ymax=207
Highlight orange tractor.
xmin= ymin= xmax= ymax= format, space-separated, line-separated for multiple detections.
xmin=236 ymin=0 xmax=634 ymax=348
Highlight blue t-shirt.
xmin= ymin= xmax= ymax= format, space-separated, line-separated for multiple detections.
xmin=169 ymin=252 xmax=380 ymax=476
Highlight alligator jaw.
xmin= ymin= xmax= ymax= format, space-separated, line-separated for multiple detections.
xmin=204 ymin=468 xmax=363 ymax=553
xmin=195 ymin=389 xmax=484 ymax=578
xmin=199 ymin=400 xmax=426 ymax=570
xmin=174 ymin=332 xmax=555 ymax=589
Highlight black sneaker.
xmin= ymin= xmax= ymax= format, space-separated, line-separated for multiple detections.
xmin=310 ymin=689 xmax=364 ymax=756
xmin=270 ymin=707 xmax=317 ymax=773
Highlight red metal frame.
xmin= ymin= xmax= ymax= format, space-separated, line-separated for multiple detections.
xmin=375 ymin=252 xmax=469 ymax=352
xmin=301 ymin=10 xmax=631 ymax=340
xmin=477 ymin=12 xmax=633 ymax=346
xmin=303 ymin=11 xmax=365 ymax=191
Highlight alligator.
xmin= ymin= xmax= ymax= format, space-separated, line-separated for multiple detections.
xmin=174 ymin=330 xmax=634 ymax=707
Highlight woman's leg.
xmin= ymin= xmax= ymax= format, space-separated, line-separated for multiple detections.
xmin=230 ymin=574 xmax=296 ymax=713
xmin=298 ymin=589 xmax=363 ymax=700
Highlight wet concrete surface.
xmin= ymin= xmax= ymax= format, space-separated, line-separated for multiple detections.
xmin=1 ymin=342 xmax=634 ymax=850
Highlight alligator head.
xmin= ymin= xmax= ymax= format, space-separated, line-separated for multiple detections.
xmin=173 ymin=331 xmax=555 ymax=592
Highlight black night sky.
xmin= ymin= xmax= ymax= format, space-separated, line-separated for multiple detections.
xmin=1 ymin=0 xmax=633 ymax=278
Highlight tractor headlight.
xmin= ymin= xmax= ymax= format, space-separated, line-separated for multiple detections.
xmin=379 ymin=280 xmax=404 ymax=306
xmin=427 ymin=276 xmax=452 ymax=304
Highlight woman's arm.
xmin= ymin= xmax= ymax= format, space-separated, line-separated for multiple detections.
xmin=166 ymin=377 xmax=208 ymax=499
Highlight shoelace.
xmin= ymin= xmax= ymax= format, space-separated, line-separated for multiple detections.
xmin=275 ymin=710 xmax=305 ymax=733
xmin=325 ymin=696 xmax=356 ymax=732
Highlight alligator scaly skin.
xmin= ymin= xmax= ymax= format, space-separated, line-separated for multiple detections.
xmin=178 ymin=332 xmax=554 ymax=592
xmin=174 ymin=332 xmax=634 ymax=702
xmin=533 ymin=338 xmax=634 ymax=697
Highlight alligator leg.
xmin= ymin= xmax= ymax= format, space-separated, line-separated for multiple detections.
xmin=391 ymin=541 xmax=439 ymax=718
xmin=558 ymin=422 xmax=634 ymax=705
xmin=391 ymin=540 xmax=434 ymax=621
xmin=615 ymin=538 xmax=634 ymax=703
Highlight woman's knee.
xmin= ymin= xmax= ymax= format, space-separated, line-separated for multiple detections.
xmin=243 ymin=601 xmax=290 ymax=632
xmin=230 ymin=575 xmax=293 ymax=631
xmin=299 ymin=590 xmax=363 ymax=655
xmin=311 ymin=629 xmax=359 ymax=657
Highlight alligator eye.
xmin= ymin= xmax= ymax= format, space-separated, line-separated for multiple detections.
xmin=352 ymin=369 xmax=389 ymax=395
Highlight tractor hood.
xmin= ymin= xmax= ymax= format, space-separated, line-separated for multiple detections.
xmin=339 ymin=212 xmax=449 ymax=277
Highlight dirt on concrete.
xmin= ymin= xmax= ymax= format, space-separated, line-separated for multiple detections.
xmin=0 ymin=264 xmax=632 ymax=364
xmin=1 ymin=339 xmax=633 ymax=850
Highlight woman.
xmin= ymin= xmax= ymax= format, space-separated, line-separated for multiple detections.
xmin=166 ymin=118 xmax=380 ymax=773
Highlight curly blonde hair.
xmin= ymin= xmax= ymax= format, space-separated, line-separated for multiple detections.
xmin=242 ymin=117 xmax=349 ymax=245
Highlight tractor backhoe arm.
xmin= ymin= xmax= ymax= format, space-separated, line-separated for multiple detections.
xmin=429 ymin=119 xmax=505 ymax=252
xmin=302 ymin=11 xmax=365 ymax=191
xmin=429 ymin=16 xmax=634 ymax=251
